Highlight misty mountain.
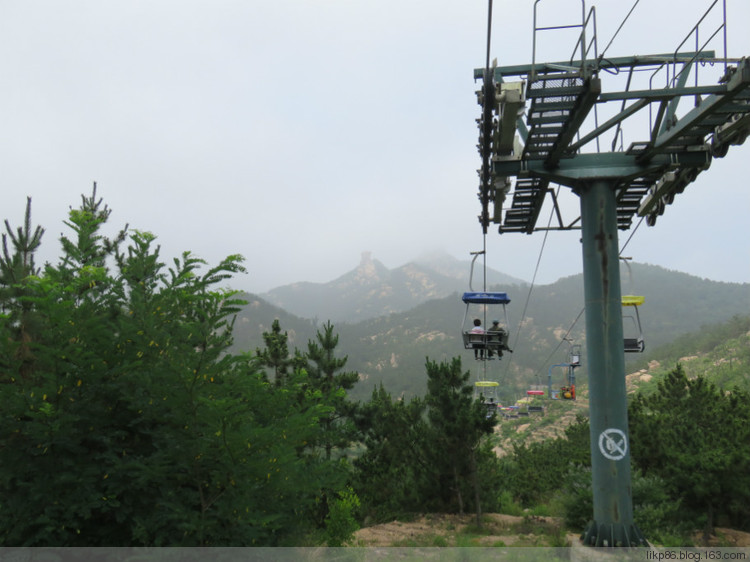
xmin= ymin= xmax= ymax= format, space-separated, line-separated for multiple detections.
xmin=260 ymin=250 xmax=525 ymax=323
xmin=233 ymin=262 xmax=750 ymax=402
xmin=230 ymin=295 xmax=320 ymax=356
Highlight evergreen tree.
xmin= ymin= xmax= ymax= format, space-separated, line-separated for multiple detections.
xmin=57 ymin=185 xmax=128 ymax=275
xmin=352 ymin=358 xmax=506 ymax=523
xmin=255 ymin=319 xmax=298 ymax=386
xmin=423 ymin=357 xmax=495 ymax=525
xmin=302 ymin=321 xmax=359 ymax=460
xmin=501 ymin=414 xmax=591 ymax=507
xmin=0 ymin=197 xmax=45 ymax=378
xmin=629 ymin=365 xmax=750 ymax=537
xmin=352 ymin=384 xmax=429 ymax=522
xmin=0 ymin=193 xmax=335 ymax=545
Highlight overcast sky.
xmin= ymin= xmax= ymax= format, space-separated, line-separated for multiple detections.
xmin=2 ymin=0 xmax=749 ymax=294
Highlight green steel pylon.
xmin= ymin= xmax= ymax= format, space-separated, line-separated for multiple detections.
xmin=578 ymin=179 xmax=646 ymax=546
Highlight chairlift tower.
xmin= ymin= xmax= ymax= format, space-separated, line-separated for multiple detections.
xmin=474 ymin=0 xmax=750 ymax=547
xmin=548 ymin=341 xmax=581 ymax=399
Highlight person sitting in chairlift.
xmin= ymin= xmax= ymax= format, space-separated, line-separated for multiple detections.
xmin=470 ymin=318 xmax=485 ymax=359
xmin=487 ymin=319 xmax=509 ymax=358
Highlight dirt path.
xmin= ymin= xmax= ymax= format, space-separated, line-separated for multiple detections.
xmin=353 ymin=513 xmax=750 ymax=548
xmin=353 ymin=513 xmax=576 ymax=547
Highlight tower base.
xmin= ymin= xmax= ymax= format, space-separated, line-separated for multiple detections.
xmin=581 ymin=520 xmax=648 ymax=547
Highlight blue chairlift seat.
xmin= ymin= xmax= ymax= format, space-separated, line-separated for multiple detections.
xmin=462 ymin=292 xmax=511 ymax=305
xmin=461 ymin=292 xmax=512 ymax=356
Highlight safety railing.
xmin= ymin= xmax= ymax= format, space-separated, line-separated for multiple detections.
xmin=530 ymin=0 xmax=598 ymax=82
xmin=670 ymin=0 xmax=728 ymax=88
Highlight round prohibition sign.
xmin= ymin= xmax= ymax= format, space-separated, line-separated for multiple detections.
xmin=598 ymin=428 xmax=628 ymax=461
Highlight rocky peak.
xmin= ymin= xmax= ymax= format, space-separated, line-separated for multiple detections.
xmin=354 ymin=251 xmax=386 ymax=283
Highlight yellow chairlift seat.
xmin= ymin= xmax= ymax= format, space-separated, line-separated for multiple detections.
xmin=474 ymin=381 xmax=500 ymax=418
xmin=474 ymin=380 xmax=500 ymax=399
xmin=475 ymin=381 xmax=500 ymax=388
xmin=622 ymin=295 xmax=645 ymax=353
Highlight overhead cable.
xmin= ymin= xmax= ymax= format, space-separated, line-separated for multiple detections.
xmin=599 ymin=0 xmax=641 ymax=61
xmin=503 ymin=186 xmax=561 ymax=379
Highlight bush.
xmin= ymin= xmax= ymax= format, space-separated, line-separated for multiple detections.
xmin=560 ymin=465 xmax=695 ymax=544
xmin=325 ymin=487 xmax=361 ymax=547
xmin=632 ymin=470 xmax=693 ymax=545
xmin=560 ymin=466 xmax=593 ymax=531
xmin=497 ymin=490 xmax=524 ymax=516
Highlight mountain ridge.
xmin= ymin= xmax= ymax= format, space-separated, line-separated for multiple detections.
xmin=233 ymin=260 xmax=750 ymax=401
xmin=260 ymin=250 xmax=526 ymax=323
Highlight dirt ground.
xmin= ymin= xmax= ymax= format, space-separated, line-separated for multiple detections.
xmin=353 ymin=513 xmax=750 ymax=548
xmin=699 ymin=528 xmax=750 ymax=547
xmin=353 ymin=513 xmax=578 ymax=547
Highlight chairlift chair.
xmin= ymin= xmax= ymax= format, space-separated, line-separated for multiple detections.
xmin=547 ymin=351 xmax=579 ymax=400
xmin=526 ymin=389 xmax=545 ymax=413
xmin=461 ymin=291 xmax=512 ymax=360
xmin=474 ymin=380 xmax=500 ymax=418
xmin=569 ymin=344 xmax=581 ymax=366
xmin=560 ymin=385 xmax=576 ymax=400
xmin=622 ymin=295 xmax=646 ymax=353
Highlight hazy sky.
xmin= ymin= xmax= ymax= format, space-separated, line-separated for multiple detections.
xmin=2 ymin=0 xmax=749 ymax=294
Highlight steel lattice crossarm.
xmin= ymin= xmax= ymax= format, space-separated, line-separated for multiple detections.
xmin=474 ymin=50 xmax=750 ymax=234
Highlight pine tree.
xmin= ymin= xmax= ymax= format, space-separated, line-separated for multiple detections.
xmin=423 ymin=357 xmax=495 ymax=525
xmin=302 ymin=321 xmax=359 ymax=460
xmin=353 ymin=384 xmax=429 ymax=521
xmin=256 ymin=319 xmax=296 ymax=386
xmin=0 ymin=191 xmax=335 ymax=546
xmin=629 ymin=365 xmax=750 ymax=538
xmin=0 ymin=197 xmax=45 ymax=377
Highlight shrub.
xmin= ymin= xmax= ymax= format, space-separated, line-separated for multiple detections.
xmin=325 ymin=487 xmax=361 ymax=547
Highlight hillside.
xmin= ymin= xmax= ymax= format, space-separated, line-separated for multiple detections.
xmin=489 ymin=314 xmax=750 ymax=455
xmin=624 ymin=314 xmax=750 ymax=395
xmin=230 ymin=295 xmax=320 ymax=354
xmin=229 ymin=281 xmax=750 ymax=549
xmin=231 ymin=262 xmax=750 ymax=401
xmin=347 ymin=313 xmax=750 ymax=549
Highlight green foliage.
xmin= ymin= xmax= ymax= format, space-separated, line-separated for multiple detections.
xmin=496 ymin=490 xmax=524 ymax=516
xmin=0 ymin=192 xmax=349 ymax=546
xmin=629 ymin=364 xmax=750 ymax=535
xmin=301 ymin=320 xmax=360 ymax=462
xmin=6 ymin=191 xmax=746 ymax=546
xmin=629 ymin=315 xmax=750 ymax=393
xmin=559 ymin=465 xmax=692 ymax=544
xmin=499 ymin=414 xmax=590 ymax=507
xmin=422 ymin=357 xmax=497 ymax=519
xmin=1 ymin=196 xmax=44 ymax=278
xmin=647 ymin=314 xmax=750 ymax=360
xmin=324 ymin=486 xmax=361 ymax=547
xmin=255 ymin=319 xmax=301 ymax=386
xmin=0 ymin=196 xmax=46 ymax=378
xmin=630 ymin=470 xmax=691 ymax=544
xmin=352 ymin=384 xmax=428 ymax=521
xmin=353 ymin=357 xmax=500 ymax=523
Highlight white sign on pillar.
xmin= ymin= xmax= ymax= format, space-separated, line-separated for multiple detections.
xmin=598 ymin=428 xmax=627 ymax=461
